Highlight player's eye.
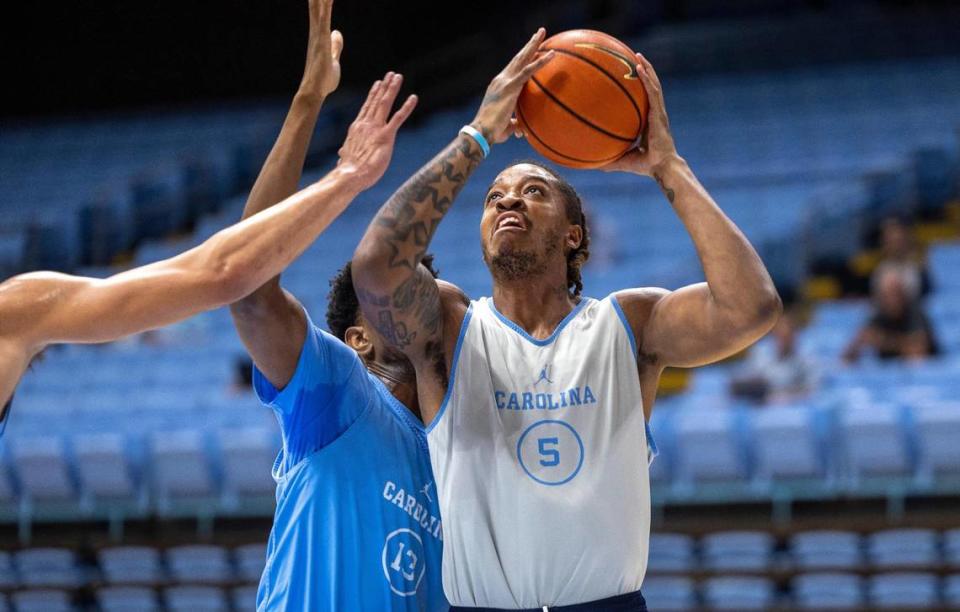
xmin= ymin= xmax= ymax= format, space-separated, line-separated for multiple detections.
xmin=525 ymin=186 xmax=542 ymax=195
xmin=486 ymin=192 xmax=502 ymax=204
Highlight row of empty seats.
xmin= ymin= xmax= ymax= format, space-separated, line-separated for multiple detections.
xmin=0 ymin=585 xmax=256 ymax=612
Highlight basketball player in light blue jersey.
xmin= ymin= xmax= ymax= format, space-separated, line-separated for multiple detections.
xmin=353 ymin=30 xmax=782 ymax=611
xmin=228 ymin=1 xmax=446 ymax=609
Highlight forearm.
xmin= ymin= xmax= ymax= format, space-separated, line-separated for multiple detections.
xmin=353 ymin=134 xmax=484 ymax=288
xmin=655 ymin=156 xmax=780 ymax=317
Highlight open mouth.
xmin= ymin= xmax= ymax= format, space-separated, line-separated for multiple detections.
xmin=494 ymin=213 xmax=527 ymax=235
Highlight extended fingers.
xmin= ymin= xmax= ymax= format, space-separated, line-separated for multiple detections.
xmin=388 ymin=94 xmax=419 ymax=131
xmin=374 ymin=73 xmax=404 ymax=122
xmin=518 ymin=50 xmax=556 ymax=81
xmin=635 ymin=53 xmax=661 ymax=91
xmin=357 ymin=79 xmax=383 ymax=121
xmin=510 ymin=28 xmax=546 ymax=71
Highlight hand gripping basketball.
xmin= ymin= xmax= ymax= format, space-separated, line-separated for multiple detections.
xmin=601 ymin=54 xmax=679 ymax=176
xmin=470 ymin=28 xmax=556 ymax=146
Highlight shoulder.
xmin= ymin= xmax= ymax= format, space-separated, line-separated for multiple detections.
xmin=437 ymin=280 xmax=470 ymax=327
xmin=611 ymin=287 xmax=670 ymax=325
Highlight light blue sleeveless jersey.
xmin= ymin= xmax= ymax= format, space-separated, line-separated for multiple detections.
xmin=253 ymin=311 xmax=447 ymax=611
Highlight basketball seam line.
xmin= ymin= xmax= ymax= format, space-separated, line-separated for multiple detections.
xmin=529 ymin=75 xmax=636 ymax=144
xmin=518 ymin=105 xmax=626 ymax=166
xmin=545 ymin=46 xmax=643 ymax=128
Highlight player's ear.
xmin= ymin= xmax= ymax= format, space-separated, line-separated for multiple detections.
xmin=345 ymin=325 xmax=374 ymax=359
xmin=565 ymin=223 xmax=583 ymax=252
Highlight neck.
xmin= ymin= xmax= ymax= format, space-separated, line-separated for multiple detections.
xmin=366 ymin=360 xmax=422 ymax=422
xmin=492 ymin=269 xmax=577 ymax=340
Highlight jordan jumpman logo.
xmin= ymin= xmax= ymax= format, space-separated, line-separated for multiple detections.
xmin=533 ymin=364 xmax=553 ymax=387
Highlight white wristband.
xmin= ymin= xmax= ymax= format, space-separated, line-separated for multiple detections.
xmin=459 ymin=125 xmax=490 ymax=158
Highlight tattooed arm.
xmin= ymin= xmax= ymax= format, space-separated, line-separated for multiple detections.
xmin=605 ymin=54 xmax=781 ymax=377
xmin=352 ymin=29 xmax=555 ymax=421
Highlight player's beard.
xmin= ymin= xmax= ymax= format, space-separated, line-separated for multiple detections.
xmin=483 ymin=230 xmax=561 ymax=283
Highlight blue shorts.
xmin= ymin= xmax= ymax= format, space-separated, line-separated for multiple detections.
xmin=449 ymin=589 xmax=647 ymax=612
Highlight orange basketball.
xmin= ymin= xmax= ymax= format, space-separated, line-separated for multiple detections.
xmin=517 ymin=30 xmax=649 ymax=169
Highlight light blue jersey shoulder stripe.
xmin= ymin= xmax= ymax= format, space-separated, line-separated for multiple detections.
xmin=425 ymin=303 xmax=473 ymax=434
xmin=489 ymin=298 xmax=591 ymax=347
xmin=609 ymin=294 xmax=658 ymax=462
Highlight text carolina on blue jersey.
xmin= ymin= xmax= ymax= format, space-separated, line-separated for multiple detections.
xmin=253 ymin=309 xmax=447 ymax=611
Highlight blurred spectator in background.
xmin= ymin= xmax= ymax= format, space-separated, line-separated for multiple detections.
xmin=730 ymin=310 xmax=819 ymax=404
xmin=870 ymin=216 xmax=931 ymax=302
xmin=844 ymin=267 xmax=940 ymax=363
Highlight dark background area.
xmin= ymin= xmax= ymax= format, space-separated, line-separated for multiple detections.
xmin=3 ymin=0 xmax=960 ymax=120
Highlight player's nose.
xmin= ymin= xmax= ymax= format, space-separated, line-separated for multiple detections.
xmin=495 ymin=195 xmax=525 ymax=212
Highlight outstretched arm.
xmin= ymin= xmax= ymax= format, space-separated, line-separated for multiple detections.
xmin=352 ymin=30 xmax=553 ymax=411
xmin=608 ymin=54 xmax=781 ymax=369
xmin=0 ymin=80 xmax=416 ymax=407
xmin=229 ymin=0 xmax=343 ymax=388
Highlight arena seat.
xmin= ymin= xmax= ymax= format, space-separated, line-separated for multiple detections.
xmin=913 ymin=402 xmax=960 ymax=481
xmin=164 ymin=585 xmax=229 ymax=612
xmin=217 ymin=427 xmax=278 ymax=499
xmin=15 ymin=548 xmax=83 ymax=589
xmin=149 ymin=430 xmax=215 ymax=506
xmin=9 ymin=435 xmax=75 ymax=502
xmin=9 ymin=589 xmax=74 ymax=612
xmin=751 ymin=406 xmax=823 ymax=484
xmin=702 ymin=576 xmax=776 ymax=610
xmin=867 ymin=529 xmax=940 ymax=568
xmin=98 ymin=546 xmax=165 ymax=585
xmin=232 ymin=585 xmax=259 ymax=611
xmin=96 ymin=586 xmax=159 ymax=612
xmin=792 ymin=572 xmax=864 ymax=610
xmin=646 ymin=533 xmax=697 ymax=573
xmin=868 ymin=572 xmax=940 ymax=609
xmin=840 ymin=404 xmax=912 ymax=485
xmin=0 ymin=551 xmax=16 ymax=589
xmin=234 ymin=543 xmax=268 ymax=583
xmin=790 ymin=530 xmax=863 ymax=570
xmin=945 ymin=529 xmax=960 ymax=568
xmin=73 ymin=432 xmax=138 ymax=504
xmin=166 ymin=545 xmax=233 ymax=584
xmin=945 ymin=574 xmax=960 ymax=607
xmin=673 ymin=409 xmax=746 ymax=486
xmin=701 ymin=531 xmax=775 ymax=572
xmin=641 ymin=576 xmax=698 ymax=610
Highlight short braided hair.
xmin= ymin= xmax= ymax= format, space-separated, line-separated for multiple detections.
xmin=507 ymin=160 xmax=590 ymax=298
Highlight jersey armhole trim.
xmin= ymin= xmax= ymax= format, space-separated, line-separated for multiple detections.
xmin=610 ymin=294 xmax=639 ymax=357
xmin=425 ymin=303 xmax=474 ymax=435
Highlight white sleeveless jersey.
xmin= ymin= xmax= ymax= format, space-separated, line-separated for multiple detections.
xmin=426 ymin=296 xmax=656 ymax=608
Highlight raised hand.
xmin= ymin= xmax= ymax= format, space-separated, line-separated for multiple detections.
xmin=602 ymin=53 xmax=679 ymax=176
xmin=337 ymin=73 xmax=418 ymax=191
xmin=302 ymin=0 xmax=343 ymax=99
xmin=471 ymin=28 xmax=555 ymax=145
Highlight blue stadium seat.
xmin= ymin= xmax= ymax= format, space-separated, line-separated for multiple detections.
xmin=647 ymin=533 xmax=697 ymax=573
xmin=867 ymin=529 xmax=940 ymax=569
xmin=751 ymin=406 xmax=823 ymax=484
xmin=73 ymin=432 xmax=137 ymax=504
xmin=702 ymin=576 xmax=776 ymax=610
xmin=701 ymin=531 xmax=775 ymax=572
xmin=149 ymin=430 xmax=214 ymax=506
xmin=15 ymin=548 xmax=83 ymax=589
xmin=641 ymin=576 xmax=697 ymax=610
xmin=792 ymin=572 xmax=864 ymax=609
xmin=166 ymin=545 xmax=233 ymax=585
xmin=0 ymin=551 xmax=16 ymax=589
xmin=164 ymin=585 xmax=229 ymax=612
xmin=945 ymin=574 xmax=960 ymax=608
xmin=98 ymin=546 xmax=165 ymax=585
xmin=10 ymin=589 xmax=74 ymax=612
xmin=841 ymin=404 xmax=912 ymax=485
xmin=96 ymin=586 xmax=159 ymax=612
xmin=217 ymin=427 xmax=278 ymax=500
xmin=914 ymin=402 xmax=960 ymax=481
xmin=868 ymin=572 xmax=940 ymax=609
xmin=10 ymin=434 xmax=75 ymax=502
xmin=790 ymin=530 xmax=863 ymax=570
xmin=234 ymin=543 xmax=267 ymax=584
xmin=945 ymin=529 xmax=960 ymax=568
xmin=674 ymin=409 xmax=746 ymax=485
xmin=232 ymin=585 xmax=259 ymax=611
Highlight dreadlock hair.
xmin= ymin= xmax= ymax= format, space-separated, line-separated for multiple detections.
xmin=507 ymin=160 xmax=590 ymax=299
xmin=326 ymin=254 xmax=440 ymax=341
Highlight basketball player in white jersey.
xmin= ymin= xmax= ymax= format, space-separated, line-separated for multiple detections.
xmin=353 ymin=29 xmax=781 ymax=610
